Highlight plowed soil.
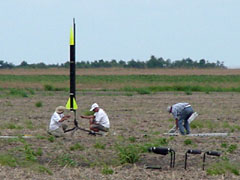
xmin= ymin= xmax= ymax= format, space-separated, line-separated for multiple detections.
xmin=0 ymin=90 xmax=239 ymax=180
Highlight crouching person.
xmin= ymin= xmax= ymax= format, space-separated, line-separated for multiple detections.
xmin=167 ymin=102 xmax=194 ymax=135
xmin=80 ymin=103 xmax=110 ymax=133
xmin=48 ymin=106 xmax=71 ymax=137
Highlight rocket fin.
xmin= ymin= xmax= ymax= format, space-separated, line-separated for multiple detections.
xmin=70 ymin=27 xmax=74 ymax=45
xmin=66 ymin=97 xmax=78 ymax=110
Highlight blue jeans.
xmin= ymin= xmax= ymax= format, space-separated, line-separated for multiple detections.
xmin=178 ymin=107 xmax=194 ymax=135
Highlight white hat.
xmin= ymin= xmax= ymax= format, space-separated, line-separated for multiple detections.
xmin=56 ymin=106 xmax=66 ymax=113
xmin=90 ymin=103 xmax=99 ymax=111
xmin=167 ymin=106 xmax=172 ymax=113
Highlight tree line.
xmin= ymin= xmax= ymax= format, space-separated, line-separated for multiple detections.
xmin=0 ymin=56 xmax=226 ymax=69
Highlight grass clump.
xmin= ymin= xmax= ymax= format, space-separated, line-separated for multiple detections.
xmin=185 ymin=90 xmax=192 ymax=95
xmin=25 ymin=120 xmax=34 ymax=129
xmin=36 ymin=134 xmax=46 ymax=139
xmin=168 ymin=118 xmax=174 ymax=122
xmin=94 ymin=141 xmax=106 ymax=150
xmin=128 ymin=136 xmax=137 ymax=143
xmin=37 ymin=165 xmax=53 ymax=175
xmin=115 ymin=144 xmax=141 ymax=164
xmin=70 ymin=143 xmax=85 ymax=151
xmin=44 ymin=84 xmax=54 ymax=91
xmin=23 ymin=143 xmax=38 ymax=161
xmin=35 ymin=101 xmax=43 ymax=107
xmin=191 ymin=120 xmax=218 ymax=130
xmin=221 ymin=143 xmax=228 ymax=148
xmin=205 ymin=120 xmax=218 ymax=130
xmin=121 ymin=86 xmax=151 ymax=95
xmin=136 ymin=88 xmax=151 ymax=95
xmin=47 ymin=135 xmax=55 ymax=142
xmin=184 ymin=139 xmax=192 ymax=145
xmin=222 ymin=122 xmax=240 ymax=132
xmin=35 ymin=148 xmax=43 ymax=156
xmin=0 ymin=154 xmax=18 ymax=167
xmin=190 ymin=121 xmax=204 ymax=129
xmin=124 ymin=92 xmax=133 ymax=96
xmin=102 ymin=165 xmax=114 ymax=175
xmin=115 ymin=137 xmax=169 ymax=164
xmin=3 ymin=123 xmax=23 ymax=130
xmin=9 ymin=88 xmax=28 ymax=97
xmin=207 ymin=160 xmax=240 ymax=176
xmin=0 ymin=138 xmax=43 ymax=168
xmin=43 ymin=84 xmax=67 ymax=91
xmin=227 ymin=144 xmax=237 ymax=153
xmin=56 ymin=154 xmax=77 ymax=167
xmin=26 ymin=88 xmax=35 ymax=95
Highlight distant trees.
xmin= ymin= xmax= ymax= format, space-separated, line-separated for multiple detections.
xmin=0 ymin=60 xmax=14 ymax=69
xmin=0 ymin=56 xmax=226 ymax=69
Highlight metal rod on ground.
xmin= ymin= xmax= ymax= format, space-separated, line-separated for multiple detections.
xmin=0 ymin=136 xmax=35 ymax=139
xmin=164 ymin=133 xmax=228 ymax=137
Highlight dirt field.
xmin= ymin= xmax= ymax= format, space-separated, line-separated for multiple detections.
xmin=0 ymin=90 xmax=239 ymax=180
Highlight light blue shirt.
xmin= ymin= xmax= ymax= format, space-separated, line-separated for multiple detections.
xmin=171 ymin=103 xmax=191 ymax=119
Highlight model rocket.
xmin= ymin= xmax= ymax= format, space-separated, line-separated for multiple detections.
xmin=66 ymin=19 xmax=78 ymax=111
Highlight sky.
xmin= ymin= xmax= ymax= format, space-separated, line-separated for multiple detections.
xmin=1 ymin=0 xmax=240 ymax=68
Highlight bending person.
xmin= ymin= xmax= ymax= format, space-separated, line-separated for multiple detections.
xmin=167 ymin=102 xmax=194 ymax=135
xmin=81 ymin=103 xmax=110 ymax=133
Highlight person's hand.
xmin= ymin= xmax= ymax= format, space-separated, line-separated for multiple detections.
xmin=168 ymin=127 xmax=176 ymax=133
xmin=80 ymin=115 xmax=84 ymax=118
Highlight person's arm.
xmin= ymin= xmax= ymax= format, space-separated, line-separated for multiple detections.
xmin=80 ymin=115 xmax=94 ymax=119
xmin=59 ymin=115 xmax=71 ymax=122
xmin=175 ymin=118 xmax=178 ymax=129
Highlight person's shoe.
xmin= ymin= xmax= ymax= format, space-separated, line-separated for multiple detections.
xmin=102 ymin=132 xmax=109 ymax=136
xmin=88 ymin=131 xmax=96 ymax=136
xmin=62 ymin=125 xmax=68 ymax=131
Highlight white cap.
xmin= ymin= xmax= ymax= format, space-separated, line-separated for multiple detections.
xmin=56 ymin=106 xmax=66 ymax=113
xmin=90 ymin=103 xmax=99 ymax=111
xmin=167 ymin=106 xmax=172 ymax=113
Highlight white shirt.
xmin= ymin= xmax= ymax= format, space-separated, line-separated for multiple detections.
xmin=94 ymin=108 xmax=110 ymax=128
xmin=49 ymin=112 xmax=64 ymax=130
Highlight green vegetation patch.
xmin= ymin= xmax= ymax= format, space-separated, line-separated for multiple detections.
xmin=55 ymin=154 xmax=77 ymax=167
xmin=94 ymin=141 xmax=106 ymax=150
xmin=1 ymin=74 xmax=240 ymax=92
xmin=115 ymin=144 xmax=141 ymax=164
xmin=227 ymin=144 xmax=238 ymax=153
xmin=114 ymin=137 xmax=169 ymax=164
xmin=35 ymin=101 xmax=43 ymax=107
xmin=9 ymin=88 xmax=28 ymax=97
xmin=70 ymin=143 xmax=85 ymax=151
xmin=25 ymin=120 xmax=34 ymax=129
xmin=102 ymin=165 xmax=114 ymax=175
xmin=184 ymin=139 xmax=193 ymax=145
xmin=191 ymin=120 xmax=218 ymax=130
xmin=1 ymin=122 xmax=23 ymax=130
xmin=207 ymin=160 xmax=240 ymax=176
xmin=0 ymin=154 xmax=18 ymax=167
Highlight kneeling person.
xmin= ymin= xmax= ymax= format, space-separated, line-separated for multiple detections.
xmin=81 ymin=103 xmax=110 ymax=132
xmin=48 ymin=106 xmax=71 ymax=137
